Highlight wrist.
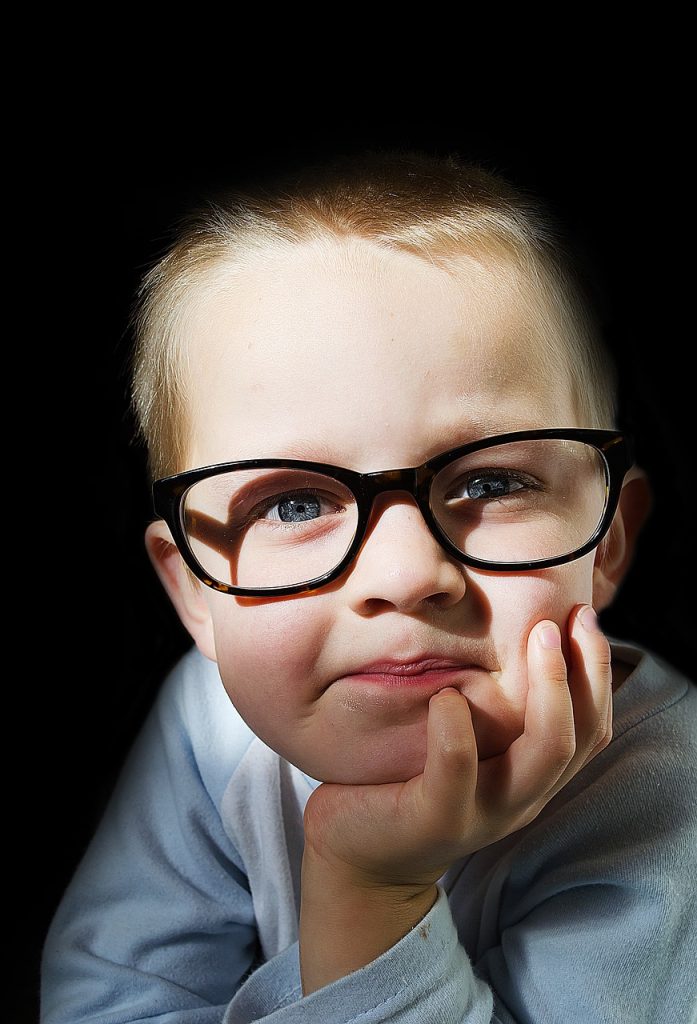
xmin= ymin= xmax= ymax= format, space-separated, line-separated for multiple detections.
xmin=299 ymin=845 xmax=438 ymax=995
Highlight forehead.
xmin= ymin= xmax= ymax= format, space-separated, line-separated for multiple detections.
xmin=185 ymin=238 xmax=576 ymax=469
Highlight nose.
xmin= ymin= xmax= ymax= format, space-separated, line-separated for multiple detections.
xmin=344 ymin=490 xmax=467 ymax=613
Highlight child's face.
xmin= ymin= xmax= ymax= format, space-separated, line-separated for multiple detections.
xmin=157 ymin=239 xmax=609 ymax=785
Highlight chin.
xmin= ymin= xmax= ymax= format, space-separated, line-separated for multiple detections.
xmin=302 ymin=746 xmax=428 ymax=787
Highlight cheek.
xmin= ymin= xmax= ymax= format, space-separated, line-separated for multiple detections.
xmin=477 ymin=555 xmax=595 ymax=673
xmin=212 ymin=600 xmax=315 ymax=672
xmin=206 ymin=594 xmax=331 ymax=732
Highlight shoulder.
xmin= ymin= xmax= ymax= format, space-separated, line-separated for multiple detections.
xmin=540 ymin=638 xmax=697 ymax=865
xmin=150 ymin=646 xmax=320 ymax=817
xmin=599 ymin=641 xmax=697 ymax=838
xmin=609 ymin=637 xmax=697 ymax=767
xmin=486 ymin=639 xmax=697 ymax=883
xmin=149 ymin=645 xmax=259 ymax=811
xmin=461 ymin=640 xmax=697 ymax=917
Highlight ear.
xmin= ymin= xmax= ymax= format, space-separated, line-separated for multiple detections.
xmin=144 ymin=520 xmax=218 ymax=662
xmin=593 ymin=465 xmax=653 ymax=611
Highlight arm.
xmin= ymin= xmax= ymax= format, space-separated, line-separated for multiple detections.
xmin=226 ymin=883 xmax=495 ymax=1023
xmin=41 ymin=647 xmax=488 ymax=1024
xmin=225 ymin=625 xmax=697 ymax=1023
xmin=298 ymin=605 xmax=611 ymax=998
xmin=221 ymin=605 xmax=611 ymax=1023
xmin=41 ymin=650 xmax=263 ymax=1023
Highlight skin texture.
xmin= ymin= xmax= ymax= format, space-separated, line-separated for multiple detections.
xmin=145 ymin=235 xmax=652 ymax=994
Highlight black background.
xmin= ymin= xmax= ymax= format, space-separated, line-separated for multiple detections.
xmin=24 ymin=109 xmax=694 ymax=1020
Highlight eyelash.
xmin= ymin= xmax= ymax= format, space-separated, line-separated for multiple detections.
xmin=248 ymin=489 xmax=344 ymax=523
xmin=444 ymin=469 xmax=542 ymax=501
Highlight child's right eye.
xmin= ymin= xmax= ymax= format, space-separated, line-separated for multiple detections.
xmin=249 ymin=489 xmax=348 ymax=525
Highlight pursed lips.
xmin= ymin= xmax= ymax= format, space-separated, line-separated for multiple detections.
xmin=339 ymin=657 xmax=482 ymax=689
xmin=351 ymin=658 xmax=473 ymax=674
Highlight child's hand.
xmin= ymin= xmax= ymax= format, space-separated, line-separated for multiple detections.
xmin=302 ymin=602 xmax=612 ymax=891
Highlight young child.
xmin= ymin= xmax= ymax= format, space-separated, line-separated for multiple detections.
xmin=41 ymin=150 xmax=696 ymax=1022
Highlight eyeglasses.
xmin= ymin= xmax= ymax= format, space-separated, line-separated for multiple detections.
xmin=152 ymin=428 xmax=634 ymax=597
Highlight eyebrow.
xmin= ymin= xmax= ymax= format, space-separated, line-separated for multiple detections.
xmin=268 ymin=439 xmax=343 ymax=463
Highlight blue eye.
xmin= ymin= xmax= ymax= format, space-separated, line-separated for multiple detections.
xmin=463 ymin=473 xmax=526 ymax=500
xmin=251 ymin=488 xmax=346 ymax=525
xmin=270 ymin=493 xmax=323 ymax=523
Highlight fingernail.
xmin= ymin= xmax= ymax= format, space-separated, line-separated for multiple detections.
xmin=540 ymin=624 xmax=562 ymax=649
xmin=579 ymin=606 xmax=600 ymax=633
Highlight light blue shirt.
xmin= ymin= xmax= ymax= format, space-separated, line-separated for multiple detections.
xmin=41 ymin=639 xmax=697 ymax=1022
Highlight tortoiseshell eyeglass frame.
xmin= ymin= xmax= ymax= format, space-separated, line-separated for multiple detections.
xmin=152 ymin=427 xmax=635 ymax=598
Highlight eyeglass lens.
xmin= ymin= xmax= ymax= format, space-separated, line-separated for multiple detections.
xmin=181 ymin=439 xmax=608 ymax=589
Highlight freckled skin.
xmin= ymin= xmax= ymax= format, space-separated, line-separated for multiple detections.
xmin=168 ymin=237 xmax=603 ymax=785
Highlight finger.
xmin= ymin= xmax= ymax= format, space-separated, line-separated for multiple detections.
xmin=566 ymin=604 xmax=613 ymax=767
xmin=482 ymin=620 xmax=576 ymax=816
xmin=420 ymin=687 xmax=478 ymax=835
xmin=534 ymin=605 xmax=613 ymax=805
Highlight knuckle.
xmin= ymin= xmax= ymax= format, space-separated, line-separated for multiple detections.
xmin=579 ymin=719 xmax=614 ymax=768
xmin=597 ymin=719 xmax=613 ymax=744
xmin=594 ymin=722 xmax=613 ymax=752
xmin=549 ymin=673 xmax=570 ymax=691
xmin=588 ymin=631 xmax=612 ymax=667
xmin=540 ymin=651 xmax=569 ymax=684
xmin=515 ymin=804 xmax=546 ymax=832
xmin=596 ymin=643 xmax=613 ymax=671
xmin=546 ymin=661 xmax=569 ymax=687
xmin=503 ymin=799 xmax=549 ymax=838
xmin=547 ymin=732 xmax=576 ymax=773
xmin=584 ymin=715 xmax=611 ymax=752
xmin=438 ymin=737 xmax=472 ymax=769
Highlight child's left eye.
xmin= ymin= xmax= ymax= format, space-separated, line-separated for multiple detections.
xmin=446 ymin=471 xmax=534 ymax=502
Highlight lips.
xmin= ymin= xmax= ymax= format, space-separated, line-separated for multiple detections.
xmin=339 ymin=662 xmax=475 ymax=693
xmin=352 ymin=658 xmax=472 ymax=676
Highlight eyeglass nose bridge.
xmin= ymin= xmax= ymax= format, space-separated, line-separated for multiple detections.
xmin=357 ymin=464 xmax=444 ymax=541
xmin=360 ymin=465 xmax=427 ymax=503
xmin=347 ymin=462 xmax=476 ymax=582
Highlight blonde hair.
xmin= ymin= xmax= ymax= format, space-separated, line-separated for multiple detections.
xmin=130 ymin=148 xmax=617 ymax=481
